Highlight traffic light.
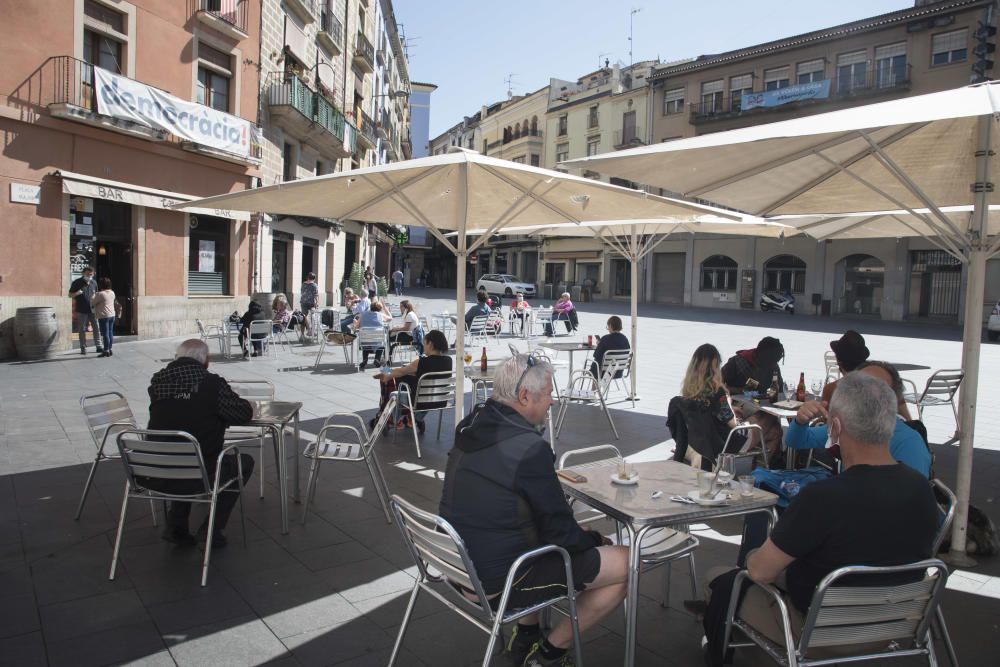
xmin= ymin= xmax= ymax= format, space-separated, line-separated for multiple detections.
xmin=973 ymin=17 xmax=997 ymax=81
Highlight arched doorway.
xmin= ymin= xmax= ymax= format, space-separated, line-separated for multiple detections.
xmin=834 ymin=254 xmax=885 ymax=316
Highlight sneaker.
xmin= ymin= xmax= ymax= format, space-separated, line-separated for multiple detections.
xmin=522 ymin=642 xmax=573 ymax=667
xmin=96 ymin=348 xmax=104 ymax=354
xmin=504 ymin=625 xmax=538 ymax=665
xmin=80 ymin=349 xmax=87 ymax=355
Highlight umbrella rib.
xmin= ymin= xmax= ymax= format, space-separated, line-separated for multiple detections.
xmin=857 ymin=131 xmax=971 ymax=245
xmin=478 ymin=164 xmax=587 ymax=223
xmin=759 ymin=124 xmax=926 ymax=216
xmin=811 ymin=150 xmax=968 ymax=259
xmin=342 ymin=169 xmax=441 ymax=221
xmin=793 ymin=216 xmax=850 ymax=232
xmin=467 ymin=181 xmax=565 ymax=254
xmin=365 ymin=174 xmax=458 ymax=254
xmin=637 ymin=232 xmax=673 ymax=260
xmin=890 ymin=215 xmax=968 ymax=263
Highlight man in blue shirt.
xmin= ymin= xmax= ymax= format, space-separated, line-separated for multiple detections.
xmin=785 ymin=363 xmax=931 ymax=477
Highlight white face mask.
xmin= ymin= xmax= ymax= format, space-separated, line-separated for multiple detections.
xmin=83 ymin=275 xmax=93 ymax=282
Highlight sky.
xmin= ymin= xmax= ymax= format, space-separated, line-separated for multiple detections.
xmin=393 ymin=0 xmax=914 ymax=138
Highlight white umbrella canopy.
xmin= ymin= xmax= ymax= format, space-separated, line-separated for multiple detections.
xmin=565 ymin=82 xmax=1000 ymax=564
xmin=178 ymin=148 xmax=739 ymax=418
xmin=461 ymin=218 xmax=793 ymax=399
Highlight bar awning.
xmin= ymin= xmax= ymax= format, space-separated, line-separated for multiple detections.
xmin=54 ymin=170 xmax=251 ymax=221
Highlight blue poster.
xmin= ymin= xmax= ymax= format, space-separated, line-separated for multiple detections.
xmin=742 ymin=80 xmax=831 ymax=111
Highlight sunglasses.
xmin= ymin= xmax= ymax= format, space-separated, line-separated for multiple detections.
xmin=513 ymin=355 xmax=538 ymax=398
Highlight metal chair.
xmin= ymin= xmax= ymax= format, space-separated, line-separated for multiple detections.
xmin=388 ymin=494 xmax=584 ymax=667
xmin=554 ymin=358 xmax=626 ymax=441
xmin=110 ymin=429 xmax=247 ymax=587
xmin=930 ymin=479 xmax=959 ymax=667
xmin=75 ymin=392 xmax=157 ymax=524
xmin=558 ymin=445 xmax=700 ymax=609
xmin=532 ymin=306 xmax=554 ymax=337
xmin=903 ymin=370 xmax=964 ymax=440
xmin=394 ymin=370 xmax=456 ymax=459
xmin=467 ymin=314 xmax=491 ymax=346
xmin=722 ymin=559 xmax=950 ymax=667
xmin=300 ymin=397 xmax=397 ymax=526
xmin=226 ymin=380 xmax=275 ymax=499
xmin=315 ymin=330 xmax=356 ymax=368
xmin=717 ymin=422 xmax=769 ymax=473
xmin=247 ymin=320 xmax=274 ymax=359
xmin=272 ymin=318 xmax=294 ymax=352
xmin=822 ymin=350 xmax=840 ymax=387
xmin=357 ymin=326 xmax=388 ymax=370
xmin=596 ymin=349 xmax=634 ymax=407
xmin=196 ymin=319 xmax=227 ymax=358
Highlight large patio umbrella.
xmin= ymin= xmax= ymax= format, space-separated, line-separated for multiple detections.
xmin=564 ymin=82 xmax=1000 ymax=564
xmin=460 ymin=218 xmax=792 ymax=400
xmin=175 ymin=148 xmax=739 ymax=417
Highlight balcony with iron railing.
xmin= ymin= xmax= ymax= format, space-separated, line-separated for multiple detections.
xmin=317 ymin=9 xmax=343 ymax=54
xmin=266 ymin=71 xmax=351 ymax=158
xmin=40 ymin=56 xmax=261 ymax=164
xmin=689 ymin=66 xmax=911 ymax=123
xmin=377 ymin=109 xmax=393 ymax=141
xmin=353 ymin=32 xmax=375 ymax=73
xmin=614 ymin=127 xmax=645 ymax=149
xmin=193 ymin=0 xmax=248 ymax=38
xmin=283 ymin=0 xmax=316 ymax=23
xmin=357 ymin=109 xmax=377 ymax=148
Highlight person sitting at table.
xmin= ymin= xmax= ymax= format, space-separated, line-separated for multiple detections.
xmin=721 ymin=336 xmax=785 ymax=465
xmin=464 ymin=290 xmax=492 ymax=329
xmin=667 ymin=344 xmax=739 ymax=471
xmin=588 ymin=316 xmax=630 ymax=380
xmin=440 ymin=355 xmax=629 ymax=667
xmin=353 ymin=301 xmax=388 ymax=370
xmin=545 ymin=292 xmax=577 ymax=336
xmin=271 ymin=294 xmax=292 ymax=335
xmin=388 ymin=299 xmax=420 ymax=358
xmin=147 ymin=339 xmax=255 ymax=547
xmin=786 ymin=362 xmax=931 ymax=478
xmin=820 ymin=330 xmax=870 ymax=404
xmin=509 ymin=292 xmax=532 ymax=334
xmin=340 ymin=289 xmax=372 ymax=333
xmin=373 ymin=329 xmax=451 ymax=432
xmin=237 ymin=300 xmax=265 ymax=358
xmin=700 ymin=372 xmax=940 ymax=666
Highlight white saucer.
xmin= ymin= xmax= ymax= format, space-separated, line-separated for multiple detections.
xmin=688 ymin=490 xmax=730 ymax=506
xmin=610 ymin=472 xmax=640 ymax=486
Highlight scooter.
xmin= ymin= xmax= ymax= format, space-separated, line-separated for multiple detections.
xmin=760 ymin=291 xmax=795 ymax=314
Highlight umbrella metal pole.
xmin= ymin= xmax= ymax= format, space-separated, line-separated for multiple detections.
xmin=455 ymin=247 xmax=467 ymax=422
xmin=629 ymin=227 xmax=640 ymax=402
xmin=947 ymin=114 xmax=993 ymax=568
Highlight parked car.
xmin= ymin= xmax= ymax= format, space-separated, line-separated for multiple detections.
xmin=476 ymin=274 xmax=536 ymax=299
xmin=989 ymin=300 xmax=1000 ymax=341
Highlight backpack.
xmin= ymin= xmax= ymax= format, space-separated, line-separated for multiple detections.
xmin=750 ymin=467 xmax=832 ymax=509
xmin=411 ymin=324 xmax=425 ymax=349
xmin=321 ymin=309 xmax=337 ymax=328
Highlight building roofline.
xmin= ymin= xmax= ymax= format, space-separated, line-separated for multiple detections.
xmin=650 ymin=0 xmax=989 ymax=80
xmin=411 ymin=81 xmax=438 ymax=91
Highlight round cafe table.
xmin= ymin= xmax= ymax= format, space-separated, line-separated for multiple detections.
xmin=889 ymin=362 xmax=931 ymax=372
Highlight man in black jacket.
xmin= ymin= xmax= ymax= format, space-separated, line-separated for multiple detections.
xmin=440 ymin=355 xmax=628 ymax=667
xmin=588 ymin=315 xmax=630 ymax=380
xmin=147 ymin=339 xmax=255 ymax=546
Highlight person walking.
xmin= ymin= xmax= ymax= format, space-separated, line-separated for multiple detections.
xmin=299 ymin=272 xmax=319 ymax=338
xmin=69 ymin=266 xmax=101 ymax=355
xmin=392 ymin=268 xmax=404 ymax=296
xmin=91 ymin=278 xmax=117 ymax=357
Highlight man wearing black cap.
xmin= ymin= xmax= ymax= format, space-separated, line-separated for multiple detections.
xmin=820 ymin=330 xmax=870 ymax=404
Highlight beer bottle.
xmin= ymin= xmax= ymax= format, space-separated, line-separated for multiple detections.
xmin=480 ymin=346 xmax=487 ymax=372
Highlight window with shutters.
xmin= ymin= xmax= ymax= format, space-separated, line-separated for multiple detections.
xmin=729 ymin=74 xmax=753 ymax=111
xmin=196 ymin=43 xmax=232 ymax=112
xmin=836 ymin=50 xmax=867 ymax=93
xmin=701 ymin=80 xmax=724 ymax=113
xmin=701 ymin=255 xmax=738 ymax=291
xmin=586 ymin=137 xmax=600 ymax=156
xmin=663 ymin=87 xmax=685 ymax=115
xmin=875 ymin=43 xmax=907 ymax=88
xmin=556 ymin=143 xmax=569 ymax=163
xmin=588 ymin=105 xmax=599 ymax=129
xmin=764 ymin=254 xmax=806 ymax=294
xmin=558 ymin=114 xmax=568 ymax=136
xmin=796 ymin=59 xmax=825 ymax=84
xmin=763 ymin=66 xmax=790 ymax=91
xmin=931 ymin=29 xmax=967 ymax=66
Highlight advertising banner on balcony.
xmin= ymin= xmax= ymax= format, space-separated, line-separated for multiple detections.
xmin=94 ymin=68 xmax=256 ymax=159
xmin=741 ymin=79 xmax=831 ymax=111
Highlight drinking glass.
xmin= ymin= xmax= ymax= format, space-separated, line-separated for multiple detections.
xmin=811 ymin=380 xmax=823 ymax=396
xmin=616 ymin=459 xmax=633 ymax=481
xmin=737 ymin=475 xmax=755 ymax=497
xmin=697 ymin=470 xmax=714 ymax=495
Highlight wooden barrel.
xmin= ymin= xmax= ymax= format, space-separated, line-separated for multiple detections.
xmin=14 ymin=307 xmax=60 ymax=360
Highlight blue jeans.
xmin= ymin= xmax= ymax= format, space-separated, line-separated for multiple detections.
xmin=98 ymin=317 xmax=115 ymax=352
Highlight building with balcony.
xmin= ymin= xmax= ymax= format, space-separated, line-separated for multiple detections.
xmin=0 ymin=0 xmax=263 ymax=357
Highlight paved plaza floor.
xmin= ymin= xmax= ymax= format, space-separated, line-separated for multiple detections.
xmin=1 ymin=289 xmax=998 ymax=666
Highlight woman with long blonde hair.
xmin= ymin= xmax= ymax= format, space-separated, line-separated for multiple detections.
xmin=669 ymin=344 xmax=739 ymax=469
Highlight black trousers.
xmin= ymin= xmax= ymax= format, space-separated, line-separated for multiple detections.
xmin=389 ymin=332 xmax=414 ymax=357
xmin=161 ymin=453 xmax=255 ymax=534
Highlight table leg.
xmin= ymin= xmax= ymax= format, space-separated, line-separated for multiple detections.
xmin=274 ymin=424 xmax=289 ymax=534
xmin=623 ymin=523 xmax=649 ymax=667
xmin=292 ymin=411 xmax=301 ymax=504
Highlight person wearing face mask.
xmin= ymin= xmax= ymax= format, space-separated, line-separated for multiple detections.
xmin=69 ymin=266 xmax=102 ymax=355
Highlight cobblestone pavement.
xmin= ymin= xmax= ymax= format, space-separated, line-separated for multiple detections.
xmin=1 ymin=289 xmax=997 ymax=666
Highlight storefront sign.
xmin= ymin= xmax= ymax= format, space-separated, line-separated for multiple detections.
xmin=10 ymin=182 xmax=41 ymax=205
xmin=94 ymin=68 xmax=256 ymax=159
xmin=742 ymin=80 xmax=831 ymax=111
xmin=198 ymin=240 xmax=216 ymax=273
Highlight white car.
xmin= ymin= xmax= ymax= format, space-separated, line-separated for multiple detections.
xmin=989 ymin=300 xmax=1000 ymax=342
xmin=476 ymin=274 xmax=536 ymax=299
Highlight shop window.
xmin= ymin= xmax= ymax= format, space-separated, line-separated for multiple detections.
xmin=188 ymin=216 xmax=230 ymax=295
xmin=763 ymin=254 xmax=806 ymax=294
xmin=576 ymin=262 xmax=601 ymax=294
xmin=700 ymin=254 xmax=738 ymax=291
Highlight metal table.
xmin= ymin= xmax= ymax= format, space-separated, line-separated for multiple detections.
xmin=560 ymin=459 xmax=778 ymax=667
xmin=244 ymin=400 xmax=303 ymax=534
xmin=464 ymin=363 xmax=505 ymax=408
xmin=537 ymin=341 xmax=594 ymax=380
xmin=889 ymin=362 xmax=932 ymax=372
xmin=222 ymin=319 xmax=242 ymax=358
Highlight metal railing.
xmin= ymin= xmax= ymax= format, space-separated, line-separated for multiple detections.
xmin=614 ymin=128 xmax=644 ymax=147
xmin=502 ymin=128 xmax=542 ymax=145
xmin=359 ymin=109 xmax=377 ymax=145
xmin=319 ymin=9 xmax=343 ymax=48
xmin=196 ymin=0 xmax=248 ymax=32
xmin=266 ymin=71 xmax=314 ymax=119
xmin=379 ymin=109 xmax=394 ymax=142
xmin=355 ymin=32 xmax=375 ymax=69
xmin=314 ymin=93 xmax=346 ymax=141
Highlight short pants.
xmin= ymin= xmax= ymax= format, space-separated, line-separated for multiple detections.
xmin=488 ymin=547 xmax=602 ymax=611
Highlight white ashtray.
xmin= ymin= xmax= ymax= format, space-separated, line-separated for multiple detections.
xmin=687 ymin=490 xmax=730 ymax=506
xmin=610 ymin=472 xmax=640 ymax=486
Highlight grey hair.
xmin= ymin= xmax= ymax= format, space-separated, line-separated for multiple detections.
xmin=829 ymin=371 xmax=897 ymax=446
xmin=175 ymin=338 xmax=209 ymax=365
xmin=491 ymin=354 xmax=554 ymax=404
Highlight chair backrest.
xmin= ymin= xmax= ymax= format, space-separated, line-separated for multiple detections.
xmin=358 ymin=327 xmax=387 ymax=350
xmin=390 ymin=494 xmax=492 ymax=616
xmin=80 ymin=392 xmax=137 ymax=451
xmin=468 ymin=314 xmax=489 ymax=334
xmin=413 ymin=371 xmax=457 ymax=411
xmin=921 ymin=369 xmax=964 ymax=401
xmin=248 ymin=320 xmax=271 ymax=339
xmin=535 ymin=306 xmax=553 ymax=323
xmin=823 ymin=350 xmax=840 ymax=379
xmin=597 ymin=356 xmax=628 ymax=392
xmin=228 ymin=379 xmax=275 ymax=401
xmin=196 ymin=319 xmax=208 ymax=336
xmin=115 ymin=428 xmax=211 ymax=494
xmin=797 ymin=560 xmax=948 ymax=656
xmin=602 ymin=349 xmax=632 ymax=378
xmin=558 ymin=444 xmax=622 ymax=469
xmin=931 ymin=478 xmax=956 ymax=555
